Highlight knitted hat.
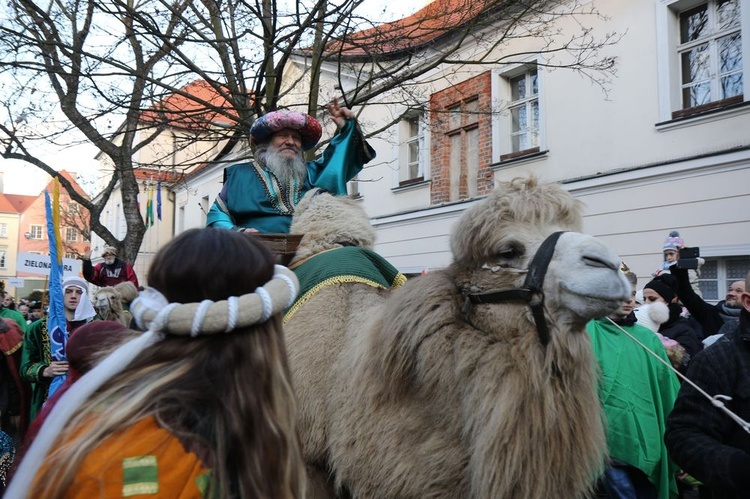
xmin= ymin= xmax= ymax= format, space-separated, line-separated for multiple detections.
xmin=102 ymin=246 xmax=117 ymax=257
xmin=250 ymin=110 xmax=323 ymax=151
xmin=662 ymin=230 xmax=684 ymax=253
xmin=644 ymin=274 xmax=678 ymax=303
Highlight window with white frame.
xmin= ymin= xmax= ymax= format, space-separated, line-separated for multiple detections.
xmin=697 ymin=256 xmax=750 ymax=303
xmin=447 ymin=98 xmax=480 ymax=201
xmin=0 ymin=247 xmax=6 ymax=268
xmin=65 ymin=227 xmax=78 ymax=242
xmin=657 ymin=0 xmax=747 ymax=121
xmin=679 ymin=0 xmax=742 ymax=109
xmin=29 ymin=224 xmax=43 ymax=240
xmin=494 ymin=63 xmax=544 ymax=162
xmin=348 ymin=176 xmax=361 ymax=198
xmin=508 ymin=68 xmax=540 ymax=153
xmin=0 ymin=223 xmax=7 ymax=238
xmin=399 ymin=114 xmax=425 ymax=186
xmin=179 ymin=205 xmax=185 ymax=233
xmin=64 ymin=252 xmax=77 ymax=260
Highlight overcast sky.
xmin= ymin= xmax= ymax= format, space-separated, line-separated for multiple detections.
xmin=0 ymin=1 xmax=427 ymax=196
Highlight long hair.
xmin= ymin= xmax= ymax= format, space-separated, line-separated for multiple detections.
xmin=33 ymin=228 xmax=305 ymax=498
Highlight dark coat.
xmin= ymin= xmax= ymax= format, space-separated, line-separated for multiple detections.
xmin=665 ymin=310 xmax=750 ymax=498
xmin=659 ymin=304 xmax=703 ymax=372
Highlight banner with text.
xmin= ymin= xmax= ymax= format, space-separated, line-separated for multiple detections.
xmin=17 ymin=252 xmax=82 ymax=276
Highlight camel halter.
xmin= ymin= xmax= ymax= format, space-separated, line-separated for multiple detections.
xmin=462 ymin=231 xmax=566 ymax=347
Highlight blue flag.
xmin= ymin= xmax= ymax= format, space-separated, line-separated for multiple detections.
xmin=156 ymin=177 xmax=162 ymax=221
xmin=44 ymin=190 xmax=68 ymax=396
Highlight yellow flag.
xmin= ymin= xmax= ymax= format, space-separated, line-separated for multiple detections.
xmin=53 ymin=178 xmax=63 ymax=264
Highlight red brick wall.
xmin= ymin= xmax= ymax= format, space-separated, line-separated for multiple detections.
xmin=430 ymin=71 xmax=494 ymax=205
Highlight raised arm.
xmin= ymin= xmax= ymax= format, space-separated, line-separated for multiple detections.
xmin=672 ymin=266 xmax=724 ymax=336
xmin=309 ymin=99 xmax=376 ymax=194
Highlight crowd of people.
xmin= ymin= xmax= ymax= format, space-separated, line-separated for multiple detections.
xmin=0 ymin=99 xmax=747 ymax=499
xmin=589 ymin=231 xmax=749 ymax=499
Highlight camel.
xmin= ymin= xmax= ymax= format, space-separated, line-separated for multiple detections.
xmin=92 ymin=286 xmax=133 ymax=327
xmin=284 ymin=177 xmax=631 ymax=498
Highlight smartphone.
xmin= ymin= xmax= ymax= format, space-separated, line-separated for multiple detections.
xmin=676 ymin=246 xmax=700 ymax=269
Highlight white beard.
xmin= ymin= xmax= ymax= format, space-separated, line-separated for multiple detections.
xmin=256 ymin=144 xmax=307 ymax=187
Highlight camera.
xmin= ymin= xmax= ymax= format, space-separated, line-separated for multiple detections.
xmin=676 ymin=246 xmax=700 ymax=269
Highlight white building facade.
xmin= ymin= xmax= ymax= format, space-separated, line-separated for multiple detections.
xmin=336 ymin=0 xmax=750 ymax=302
xmin=172 ymin=0 xmax=749 ymax=301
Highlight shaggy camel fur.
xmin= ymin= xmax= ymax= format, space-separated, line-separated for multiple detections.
xmin=285 ymin=178 xmax=631 ymax=498
xmin=113 ymin=281 xmax=138 ymax=306
xmin=286 ymin=189 xmax=398 ymax=497
xmin=288 ymin=188 xmax=377 ymax=267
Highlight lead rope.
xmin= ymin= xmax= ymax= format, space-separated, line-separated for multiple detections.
xmin=605 ymin=317 xmax=750 ymax=435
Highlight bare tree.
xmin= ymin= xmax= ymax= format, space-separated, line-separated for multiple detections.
xmin=59 ymin=201 xmax=91 ymax=259
xmin=0 ymin=0 xmax=619 ymax=262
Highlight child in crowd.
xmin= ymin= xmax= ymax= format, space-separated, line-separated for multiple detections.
xmin=654 ymin=230 xmax=703 ymax=297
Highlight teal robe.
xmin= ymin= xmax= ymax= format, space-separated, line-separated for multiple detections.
xmin=206 ymin=120 xmax=375 ymax=233
xmin=20 ymin=318 xmax=51 ymax=422
xmin=586 ymin=318 xmax=681 ymax=499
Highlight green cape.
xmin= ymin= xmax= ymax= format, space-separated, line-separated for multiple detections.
xmin=586 ymin=318 xmax=681 ymax=499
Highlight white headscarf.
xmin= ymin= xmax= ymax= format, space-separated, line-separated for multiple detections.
xmin=62 ymin=276 xmax=97 ymax=322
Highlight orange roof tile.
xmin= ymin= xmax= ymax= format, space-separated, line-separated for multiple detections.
xmin=140 ymin=80 xmax=240 ymax=131
xmin=330 ymin=0 xmax=501 ymax=57
xmin=133 ymin=168 xmax=184 ymax=184
xmin=3 ymin=193 xmax=36 ymax=213
xmin=0 ymin=194 xmax=18 ymax=213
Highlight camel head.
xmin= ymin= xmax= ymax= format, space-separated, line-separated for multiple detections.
xmin=289 ymin=188 xmax=376 ymax=265
xmin=93 ymin=287 xmax=123 ymax=321
xmin=451 ymin=177 xmax=630 ymax=337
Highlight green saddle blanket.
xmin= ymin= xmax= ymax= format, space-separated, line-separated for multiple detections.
xmin=284 ymin=246 xmax=406 ymax=323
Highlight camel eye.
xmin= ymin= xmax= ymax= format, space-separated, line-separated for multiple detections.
xmin=496 ymin=244 xmax=524 ymax=261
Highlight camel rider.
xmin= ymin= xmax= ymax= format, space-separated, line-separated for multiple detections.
xmin=82 ymin=246 xmax=139 ymax=289
xmin=206 ymin=98 xmax=375 ymax=234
